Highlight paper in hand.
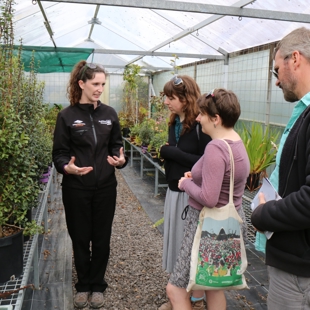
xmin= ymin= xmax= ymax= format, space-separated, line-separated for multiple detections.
xmin=251 ymin=177 xmax=281 ymax=240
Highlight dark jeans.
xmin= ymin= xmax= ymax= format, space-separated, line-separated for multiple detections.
xmin=62 ymin=183 xmax=117 ymax=292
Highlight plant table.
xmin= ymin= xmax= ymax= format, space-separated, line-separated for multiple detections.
xmin=0 ymin=166 xmax=56 ymax=310
xmin=123 ymin=138 xmax=168 ymax=195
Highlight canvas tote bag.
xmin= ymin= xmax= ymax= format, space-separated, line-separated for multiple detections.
xmin=187 ymin=140 xmax=248 ymax=291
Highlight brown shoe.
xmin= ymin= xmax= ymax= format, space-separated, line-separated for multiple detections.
xmin=191 ymin=299 xmax=205 ymax=310
xmin=158 ymin=300 xmax=172 ymax=310
xmin=74 ymin=291 xmax=90 ymax=309
xmin=90 ymin=292 xmax=104 ymax=309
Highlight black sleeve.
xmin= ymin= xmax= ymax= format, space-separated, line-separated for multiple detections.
xmin=108 ymin=109 xmax=128 ymax=169
xmin=251 ymin=183 xmax=310 ymax=232
xmin=52 ymin=112 xmax=71 ymax=174
xmin=160 ymin=124 xmax=211 ymax=167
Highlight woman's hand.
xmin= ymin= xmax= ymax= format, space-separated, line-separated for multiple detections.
xmin=107 ymin=147 xmax=126 ymax=167
xmin=184 ymin=171 xmax=192 ymax=178
xmin=178 ymin=172 xmax=192 ymax=189
xmin=64 ymin=156 xmax=93 ymax=176
xmin=178 ymin=177 xmax=187 ymax=189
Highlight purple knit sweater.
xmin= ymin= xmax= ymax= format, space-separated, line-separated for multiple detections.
xmin=179 ymin=139 xmax=250 ymax=211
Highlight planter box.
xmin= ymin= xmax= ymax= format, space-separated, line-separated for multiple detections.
xmin=145 ymin=151 xmax=164 ymax=166
xmin=0 ymin=228 xmax=24 ymax=284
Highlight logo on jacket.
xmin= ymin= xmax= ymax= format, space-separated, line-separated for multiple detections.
xmin=99 ymin=120 xmax=112 ymax=125
xmin=72 ymin=120 xmax=85 ymax=127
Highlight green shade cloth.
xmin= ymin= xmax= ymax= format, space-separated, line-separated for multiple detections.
xmin=13 ymin=46 xmax=94 ymax=73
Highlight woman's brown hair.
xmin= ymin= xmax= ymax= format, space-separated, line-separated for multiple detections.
xmin=67 ymin=60 xmax=106 ymax=106
xmin=197 ymin=88 xmax=241 ymax=128
xmin=163 ymin=75 xmax=200 ymax=134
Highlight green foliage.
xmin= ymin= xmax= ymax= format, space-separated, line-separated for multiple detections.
xmin=146 ymin=118 xmax=168 ymax=160
xmin=122 ymin=64 xmax=149 ymax=125
xmin=45 ymin=103 xmax=62 ymax=134
xmin=23 ymin=219 xmax=44 ymax=236
xmin=138 ymin=119 xmax=156 ymax=146
xmin=150 ymin=92 xmax=167 ymax=116
xmin=148 ymin=130 xmax=168 ymax=155
xmin=129 ymin=123 xmax=141 ymax=138
xmin=118 ymin=110 xmax=134 ymax=130
xmin=238 ymin=122 xmax=280 ymax=174
xmin=123 ymin=64 xmax=141 ymax=91
xmin=153 ymin=217 xmax=164 ymax=228
xmin=0 ymin=0 xmax=50 ymax=238
xmin=170 ymin=54 xmax=181 ymax=75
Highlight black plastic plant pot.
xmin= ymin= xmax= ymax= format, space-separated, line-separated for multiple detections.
xmin=122 ymin=128 xmax=130 ymax=138
xmin=0 ymin=229 xmax=24 ymax=284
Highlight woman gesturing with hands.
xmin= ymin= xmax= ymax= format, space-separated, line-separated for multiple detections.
xmin=52 ymin=60 xmax=127 ymax=309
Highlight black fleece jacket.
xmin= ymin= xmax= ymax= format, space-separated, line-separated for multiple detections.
xmin=251 ymin=105 xmax=310 ymax=277
xmin=52 ymin=101 xmax=127 ymax=190
xmin=160 ymin=122 xmax=211 ymax=191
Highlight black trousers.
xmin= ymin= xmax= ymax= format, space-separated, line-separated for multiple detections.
xmin=62 ymin=183 xmax=117 ymax=292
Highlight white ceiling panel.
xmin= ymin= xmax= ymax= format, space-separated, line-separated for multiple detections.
xmin=10 ymin=0 xmax=310 ymax=74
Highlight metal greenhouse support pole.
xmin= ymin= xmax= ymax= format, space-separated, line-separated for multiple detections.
xmin=266 ymin=43 xmax=276 ymax=127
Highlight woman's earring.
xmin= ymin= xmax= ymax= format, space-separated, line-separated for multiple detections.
xmin=214 ymin=124 xmax=216 ymax=128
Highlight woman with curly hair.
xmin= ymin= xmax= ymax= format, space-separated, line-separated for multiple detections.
xmin=53 ymin=60 xmax=127 ymax=309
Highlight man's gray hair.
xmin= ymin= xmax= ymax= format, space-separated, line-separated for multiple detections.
xmin=274 ymin=27 xmax=310 ymax=63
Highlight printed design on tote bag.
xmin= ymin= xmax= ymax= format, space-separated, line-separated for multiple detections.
xmin=195 ymin=216 xmax=243 ymax=288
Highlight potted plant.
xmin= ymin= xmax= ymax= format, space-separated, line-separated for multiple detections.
xmin=148 ymin=130 xmax=168 ymax=165
xmin=128 ymin=123 xmax=141 ymax=143
xmin=118 ymin=111 xmax=134 ymax=138
xmin=0 ymin=0 xmax=48 ymax=283
xmin=138 ymin=118 xmax=156 ymax=149
xmin=238 ymin=122 xmax=280 ymax=191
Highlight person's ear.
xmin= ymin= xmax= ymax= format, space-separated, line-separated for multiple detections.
xmin=214 ymin=114 xmax=221 ymax=126
xmin=292 ymin=50 xmax=302 ymax=70
xmin=78 ymin=80 xmax=84 ymax=90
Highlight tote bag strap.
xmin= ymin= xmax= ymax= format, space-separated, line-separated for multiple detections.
xmin=220 ymin=139 xmax=235 ymax=204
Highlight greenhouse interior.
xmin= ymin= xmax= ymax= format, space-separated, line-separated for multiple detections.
xmin=1 ymin=0 xmax=310 ymax=309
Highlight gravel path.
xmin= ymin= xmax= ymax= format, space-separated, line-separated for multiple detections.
xmin=72 ymin=170 xmax=168 ymax=309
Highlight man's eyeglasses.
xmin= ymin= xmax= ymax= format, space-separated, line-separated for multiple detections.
xmin=171 ymin=75 xmax=183 ymax=86
xmin=270 ymin=69 xmax=278 ymax=79
xmin=80 ymin=63 xmax=105 ymax=80
xmin=271 ymin=54 xmax=291 ymax=80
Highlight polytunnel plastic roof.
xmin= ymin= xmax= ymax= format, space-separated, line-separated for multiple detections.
xmin=13 ymin=0 xmax=310 ymax=74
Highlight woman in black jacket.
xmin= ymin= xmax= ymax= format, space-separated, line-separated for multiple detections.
xmin=159 ymin=75 xmax=211 ymax=310
xmin=53 ymin=60 xmax=127 ymax=309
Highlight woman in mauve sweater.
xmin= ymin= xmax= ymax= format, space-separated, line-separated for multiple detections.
xmin=166 ymin=89 xmax=250 ymax=310
xmin=159 ymin=75 xmax=211 ymax=310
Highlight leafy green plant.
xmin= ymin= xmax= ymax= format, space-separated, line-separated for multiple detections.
xmin=129 ymin=123 xmax=141 ymax=138
xmin=0 ymin=0 xmax=50 ymax=238
xmin=148 ymin=130 xmax=168 ymax=157
xmin=138 ymin=119 xmax=155 ymax=146
xmin=118 ymin=111 xmax=134 ymax=130
xmin=238 ymin=122 xmax=280 ymax=174
xmin=45 ymin=104 xmax=63 ymax=135
xmin=122 ymin=64 xmax=149 ymax=126
xmin=170 ymin=54 xmax=181 ymax=75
